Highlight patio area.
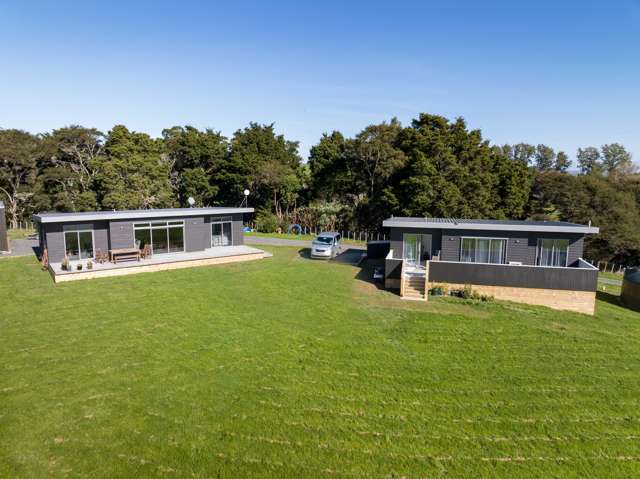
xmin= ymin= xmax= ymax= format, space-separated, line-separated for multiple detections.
xmin=48 ymin=245 xmax=268 ymax=283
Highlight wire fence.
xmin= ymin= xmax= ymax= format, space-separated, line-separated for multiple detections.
xmin=10 ymin=220 xmax=35 ymax=231
xmin=591 ymin=260 xmax=627 ymax=275
xmin=249 ymin=224 xmax=388 ymax=242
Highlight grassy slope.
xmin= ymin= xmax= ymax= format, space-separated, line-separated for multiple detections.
xmin=1 ymin=248 xmax=639 ymax=478
xmin=7 ymin=228 xmax=35 ymax=240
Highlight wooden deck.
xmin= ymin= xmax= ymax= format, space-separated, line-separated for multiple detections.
xmin=48 ymin=246 xmax=267 ymax=283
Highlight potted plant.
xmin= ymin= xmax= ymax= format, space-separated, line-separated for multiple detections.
xmin=430 ymin=285 xmax=445 ymax=296
xmin=77 ymin=263 xmax=83 ymax=271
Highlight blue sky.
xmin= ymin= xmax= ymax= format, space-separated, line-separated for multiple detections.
xmin=1 ymin=1 xmax=639 ymax=163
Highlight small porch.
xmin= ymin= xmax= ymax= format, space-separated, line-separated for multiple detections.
xmin=48 ymin=245 xmax=267 ymax=283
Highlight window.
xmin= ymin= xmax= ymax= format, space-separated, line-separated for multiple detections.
xmin=211 ymin=221 xmax=232 ymax=247
xmin=315 ymin=236 xmax=333 ymax=245
xmin=536 ymin=239 xmax=569 ymax=267
xmin=64 ymin=230 xmax=94 ymax=260
xmin=133 ymin=220 xmax=185 ymax=255
xmin=460 ymin=237 xmax=506 ymax=264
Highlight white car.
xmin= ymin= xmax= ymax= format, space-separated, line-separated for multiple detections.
xmin=310 ymin=232 xmax=341 ymax=259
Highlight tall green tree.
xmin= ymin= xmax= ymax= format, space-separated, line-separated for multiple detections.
xmin=93 ymin=125 xmax=175 ymax=210
xmin=553 ymin=151 xmax=571 ymax=172
xmin=601 ymin=143 xmax=634 ymax=177
xmin=0 ymin=129 xmax=42 ymax=227
xmin=534 ymin=144 xmax=555 ymax=171
xmin=308 ymin=131 xmax=350 ymax=201
xmin=227 ymin=123 xmax=303 ymax=220
xmin=576 ymin=147 xmax=603 ymax=175
xmin=391 ymin=115 xmax=531 ymax=220
xmin=39 ymin=126 xmax=103 ymax=211
xmin=162 ymin=126 xmax=227 ymax=206
xmin=502 ymin=143 xmax=536 ymax=165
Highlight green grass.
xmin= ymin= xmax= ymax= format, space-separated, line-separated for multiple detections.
xmin=246 ymin=231 xmax=366 ymax=244
xmin=1 ymin=247 xmax=639 ymax=478
xmin=600 ymin=271 xmax=624 ymax=281
xmin=7 ymin=228 xmax=35 ymax=240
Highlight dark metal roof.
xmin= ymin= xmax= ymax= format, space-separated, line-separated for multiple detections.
xmin=382 ymin=217 xmax=599 ymax=234
xmin=33 ymin=207 xmax=254 ymax=224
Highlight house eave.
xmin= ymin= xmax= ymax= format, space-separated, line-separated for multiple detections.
xmin=382 ymin=219 xmax=599 ymax=235
xmin=33 ymin=207 xmax=254 ymax=224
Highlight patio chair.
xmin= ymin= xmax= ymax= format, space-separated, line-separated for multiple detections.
xmin=140 ymin=244 xmax=152 ymax=259
xmin=95 ymin=249 xmax=109 ymax=264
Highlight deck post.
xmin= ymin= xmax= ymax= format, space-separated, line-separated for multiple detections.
xmin=424 ymin=260 xmax=430 ymax=301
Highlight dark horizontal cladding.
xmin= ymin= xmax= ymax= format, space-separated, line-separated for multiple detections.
xmin=385 ymin=257 xmax=402 ymax=279
xmin=429 ymin=261 xmax=598 ymax=292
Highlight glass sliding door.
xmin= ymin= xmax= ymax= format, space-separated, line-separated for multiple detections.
xmin=64 ymin=231 xmax=80 ymax=260
xmin=151 ymin=228 xmax=169 ymax=254
xmin=64 ymin=230 xmax=94 ymax=260
xmin=211 ymin=217 xmax=233 ymax=247
xmin=78 ymin=231 xmax=94 ymax=259
xmin=403 ymin=234 xmax=421 ymax=268
xmin=133 ymin=221 xmax=185 ymax=255
xmin=168 ymin=226 xmax=184 ymax=253
xmin=134 ymin=228 xmax=151 ymax=250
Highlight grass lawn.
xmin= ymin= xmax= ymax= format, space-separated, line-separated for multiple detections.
xmin=246 ymin=231 xmax=366 ymax=244
xmin=7 ymin=228 xmax=35 ymax=240
xmin=600 ymin=271 xmax=624 ymax=281
xmin=1 ymin=247 xmax=639 ymax=478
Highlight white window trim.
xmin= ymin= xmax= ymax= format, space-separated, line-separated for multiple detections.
xmin=536 ymin=238 xmax=569 ymax=267
xmin=63 ymin=229 xmax=95 ymax=260
xmin=459 ymin=236 xmax=508 ymax=265
xmin=132 ymin=220 xmax=186 ymax=254
xmin=210 ymin=219 xmax=233 ymax=248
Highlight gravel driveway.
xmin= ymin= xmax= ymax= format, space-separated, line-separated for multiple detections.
xmin=1 ymin=238 xmax=39 ymax=258
xmin=245 ymin=235 xmax=366 ymax=250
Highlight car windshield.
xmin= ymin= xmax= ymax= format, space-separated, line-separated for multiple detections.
xmin=315 ymin=236 xmax=333 ymax=245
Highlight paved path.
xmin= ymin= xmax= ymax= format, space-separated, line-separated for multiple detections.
xmin=1 ymin=238 xmax=39 ymax=258
xmin=245 ymin=236 xmax=366 ymax=250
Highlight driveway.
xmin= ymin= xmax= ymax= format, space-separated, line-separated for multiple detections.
xmin=245 ymin=235 xmax=366 ymax=250
xmin=2 ymin=238 xmax=39 ymax=258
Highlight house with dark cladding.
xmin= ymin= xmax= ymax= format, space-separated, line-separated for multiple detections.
xmin=33 ymin=207 xmax=265 ymax=282
xmin=382 ymin=217 xmax=600 ymax=315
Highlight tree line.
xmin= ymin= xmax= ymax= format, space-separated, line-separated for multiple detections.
xmin=0 ymin=113 xmax=638 ymax=264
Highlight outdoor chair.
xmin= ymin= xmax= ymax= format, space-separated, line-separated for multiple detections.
xmin=95 ymin=250 xmax=109 ymax=264
xmin=140 ymin=244 xmax=152 ymax=259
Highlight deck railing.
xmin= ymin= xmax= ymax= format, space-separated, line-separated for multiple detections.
xmin=428 ymin=259 xmax=598 ymax=292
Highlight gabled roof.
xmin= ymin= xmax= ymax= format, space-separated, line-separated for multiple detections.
xmin=33 ymin=207 xmax=254 ymax=224
xmin=382 ymin=217 xmax=599 ymax=234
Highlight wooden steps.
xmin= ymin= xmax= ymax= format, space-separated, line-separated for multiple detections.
xmin=402 ymin=275 xmax=426 ymax=300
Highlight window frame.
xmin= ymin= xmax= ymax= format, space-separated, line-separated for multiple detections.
xmin=535 ymin=238 xmax=569 ymax=267
xmin=459 ymin=236 xmax=508 ymax=265
xmin=210 ymin=218 xmax=233 ymax=247
xmin=63 ymin=229 xmax=95 ymax=261
xmin=132 ymin=220 xmax=185 ymax=254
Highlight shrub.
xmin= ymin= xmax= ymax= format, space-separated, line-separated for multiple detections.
xmin=429 ymin=284 xmax=448 ymax=296
xmin=255 ymin=210 xmax=279 ymax=233
xmin=458 ymin=284 xmax=494 ymax=302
